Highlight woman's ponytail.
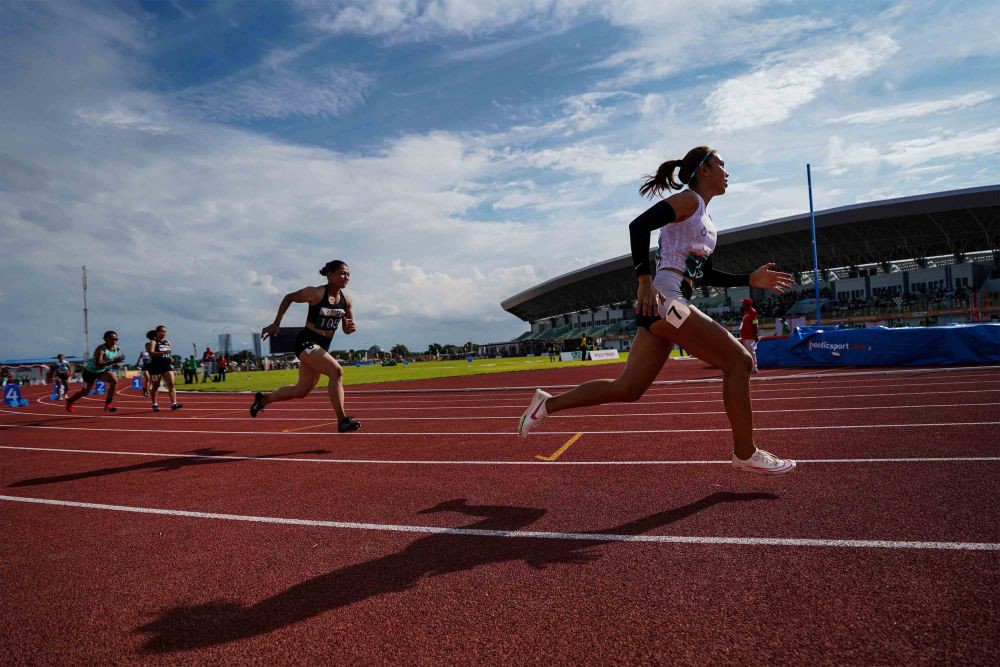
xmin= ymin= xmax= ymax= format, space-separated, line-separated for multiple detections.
xmin=639 ymin=146 xmax=715 ymax=198
xmin=639 ymin=159 xmax=684 ymax=199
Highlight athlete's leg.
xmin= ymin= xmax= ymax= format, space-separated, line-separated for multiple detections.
xmin=299 ymin=349 xmax=348 ymax=420
xmin=651 ymin=308 xmax=755 ymax=458
xmin=262 ymin=359 xmax=320 ymax=405
xmin=544 ymin=328 xmax=672 ymax=414
xmin=65 ymin=379 xmax=94 ymax=408
xmin=150 ymin=373 xmax=162 ymax=406
xmin=162 ymin=371 xmax=178 ymax=405
xmin=99 ymin=372 xmax=118 ymax=411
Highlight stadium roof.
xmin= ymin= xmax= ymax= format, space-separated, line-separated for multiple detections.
xmin=502 ymin=185 xmax=999 ymax=322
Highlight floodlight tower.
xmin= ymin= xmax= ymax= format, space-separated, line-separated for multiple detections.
xmin=82 ymin=265 xmax=89 ymax=358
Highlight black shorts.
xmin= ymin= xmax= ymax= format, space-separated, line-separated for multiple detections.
xmin=295 ymin=328 xmax=333 ymax=357
xmin=149 ymin=358 xmax=173 ymax=376
xmin=82 ymin=369 xmax=103 ymax=385
xmin=56 ymin=373 xmax=69 ymax=382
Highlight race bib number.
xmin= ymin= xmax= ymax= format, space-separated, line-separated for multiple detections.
xmin=662 ymin=299 xmax=691 ymax=328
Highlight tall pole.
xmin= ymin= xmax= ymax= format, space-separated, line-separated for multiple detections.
xmin=806 ymin=165 xmax=822 ymax=325
xmin=82 ymin=265 xmax=89 ymax=358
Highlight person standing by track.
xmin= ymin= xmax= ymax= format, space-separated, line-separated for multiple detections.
xmin=251 ymin=260 xmax=361 ymax=433
xmin=66 ymin=331 xmax=125 ymax=413
xmin=518 ymin=146 xmax=796 ymax=475
xmin=739 ymin=298 xmax=760 ymax=373
xmin=146 ymin=325 xmax=182 ymax=412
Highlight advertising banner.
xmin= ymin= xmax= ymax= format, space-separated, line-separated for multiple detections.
xmin=588 ymin=350 xmax=620 ymax=360
xmin=757 ymin=323 xmax=1000 ymax=367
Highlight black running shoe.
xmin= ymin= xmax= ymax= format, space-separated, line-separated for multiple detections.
xmin=170 ymin=403 xmax=183 ymax=411
xmin=338 ymin=416 xmax=361 ymax=433
xmin=250 ymin=392 xmax=265 ymax=418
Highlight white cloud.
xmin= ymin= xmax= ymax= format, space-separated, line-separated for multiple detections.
xmin=882 ymin=127 xmax=1000 ymax=167
xmin=824 ymin=136 xmax=882 ymax=176
xmin=179 ymin=66 xmax=374 ymax=121
xmin=830 ymin=92 xmax=995 ymax=125
xmin=707 ymin=34 xmax=900 ymax=132
xmin=823 ymin=127 xmax=1000 ymax=175
xmin=295 ymin=0 xmax=601 ymax=40
xmin=510 ymin=142 xmax=661 ymax=186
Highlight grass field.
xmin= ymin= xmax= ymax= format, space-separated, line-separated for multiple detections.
xmin=177 ymin=354 xmax=640 ymax=392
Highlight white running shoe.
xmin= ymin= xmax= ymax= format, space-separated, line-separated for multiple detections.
xmin=732 ymin=448 xmax=796 ymax=476
xmin=517 ymin=389 xmax=551 ymax=439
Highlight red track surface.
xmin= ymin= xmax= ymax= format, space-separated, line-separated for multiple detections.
xmin=2 ymin=362 xmax=999 ymax=664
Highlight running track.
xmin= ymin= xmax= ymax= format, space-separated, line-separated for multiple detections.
xmin=2 ymin=362 xmax=998 ymax=664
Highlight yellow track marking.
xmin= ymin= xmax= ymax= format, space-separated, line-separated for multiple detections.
xmin=193 ymin=410 xmax=247 ymax=419
xmin=283 ymin=420 xmax=340 ymax=433
xmin=535 ymin=433 xmax=582 ymax=462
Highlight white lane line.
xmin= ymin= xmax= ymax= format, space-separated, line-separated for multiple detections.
xmin=322 ymin=365 xmax=1000 ymax=394
xmin=2 ymin=420 xmax=1000 ymax=437
xmin=21 ymin=401 xmax=1000 ymax=421
xmin=3 ymin=445 xmax=1000 ymax=466
xmin=2 ymin=495 xmax=997 ymax=552
xmin=35 ymin=388 xmax=1000 ymax=412
xmin=115 ymin=369 xmax=1000 ymax=402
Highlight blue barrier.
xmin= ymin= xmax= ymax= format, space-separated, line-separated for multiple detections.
xmin=4 ymin=382 xmax=23 ymax=406
xmin=758 ymin=323 xmax=1000 ymax=368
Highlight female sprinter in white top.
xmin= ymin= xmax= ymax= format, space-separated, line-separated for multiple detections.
xmin=518 ymin=146 xmax=797 ymax=475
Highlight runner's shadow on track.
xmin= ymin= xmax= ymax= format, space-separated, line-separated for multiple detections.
xmin=6 ymin=448 xmax=331 ymax=488
xmin=137 ymin=491 xmax=777 ymax=653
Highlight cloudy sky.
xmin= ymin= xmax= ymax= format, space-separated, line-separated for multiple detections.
xmin=1 ymin=0 xmax=997 ymax=360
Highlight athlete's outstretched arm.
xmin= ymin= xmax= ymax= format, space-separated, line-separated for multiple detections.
xmin=262 ymin=287 xmax=319 ymax=339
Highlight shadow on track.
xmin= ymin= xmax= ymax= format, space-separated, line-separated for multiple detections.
xmin=6 ymin=449 xmax=332 ymax=488
xmin=138 ymin=491 xmax=777 ymax=653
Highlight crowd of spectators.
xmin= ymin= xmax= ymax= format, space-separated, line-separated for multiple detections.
xmin=710 ymin=285 xmax=973 ymax=326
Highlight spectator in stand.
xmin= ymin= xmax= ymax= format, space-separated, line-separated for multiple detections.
xmin=216 ymin=354 xmax=227 ymax=382
xmin=739 ymin=298 xmax=759 ymax=373
xmin=201 ymin=346 xmax=215 ymax=383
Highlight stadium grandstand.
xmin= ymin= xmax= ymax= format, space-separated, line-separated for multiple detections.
xmin=491 ymin=184 xmax=999 ymax=356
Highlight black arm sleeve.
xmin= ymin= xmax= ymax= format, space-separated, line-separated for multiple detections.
xmin=629 ymin=200 xmax=676 ymax=276
xmin=700 ymin=255 xmax=752 ymax=287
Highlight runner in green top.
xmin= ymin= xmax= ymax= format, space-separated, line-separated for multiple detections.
xmin=66 ymin=331 xmax=126 ymax=413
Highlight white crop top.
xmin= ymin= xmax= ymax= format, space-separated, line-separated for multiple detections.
xmin=656 ymin=190 xmax=718 ymax=273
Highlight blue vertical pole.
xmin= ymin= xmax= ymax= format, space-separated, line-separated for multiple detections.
xmin=806 ymin=164 xmax=822 ymax=325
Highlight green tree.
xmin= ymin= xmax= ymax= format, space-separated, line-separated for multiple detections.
xmin=391 ymin=344 xmax=410 ymax=357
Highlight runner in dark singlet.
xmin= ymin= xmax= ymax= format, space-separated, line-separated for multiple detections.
xmin=252 ymin=260 xmax=361 ymax=432
xmin=146 ymin=325 xmax=182 ymax=412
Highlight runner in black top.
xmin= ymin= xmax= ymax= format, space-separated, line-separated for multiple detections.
xmin=253 ymin=260 xmax=361 ymax=432
xmin=146 ymin=325 xmax=182 ymax=412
